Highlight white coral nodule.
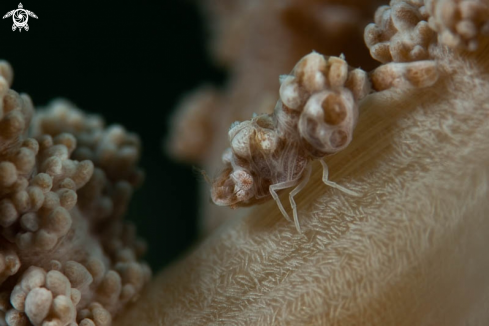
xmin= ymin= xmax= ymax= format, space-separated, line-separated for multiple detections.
xmin=0 ymin=60 xmax=150 ymax=326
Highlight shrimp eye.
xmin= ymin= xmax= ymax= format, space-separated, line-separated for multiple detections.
xmin=322 ymin=93 xmax=347 ymax=126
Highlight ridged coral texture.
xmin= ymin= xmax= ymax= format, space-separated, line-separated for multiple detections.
xmin=0 ymin=61 xmax=150 ymax=326
xmin=364 ymin=0 xmax=488 ymax=91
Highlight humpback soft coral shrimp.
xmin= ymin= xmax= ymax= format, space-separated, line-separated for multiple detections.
xmin=211 ymin=52 xmax=371 ymax=232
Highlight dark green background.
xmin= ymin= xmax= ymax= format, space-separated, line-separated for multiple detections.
xmin=1 ymin=0 xmax=224 ymax=271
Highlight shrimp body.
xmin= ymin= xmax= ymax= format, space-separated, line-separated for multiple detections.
xmin=211 ymin=52 xmax=371 ymax=231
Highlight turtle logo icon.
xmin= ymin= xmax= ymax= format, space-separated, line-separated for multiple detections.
xmin=3 ymin=3 xmax=38 ymax=32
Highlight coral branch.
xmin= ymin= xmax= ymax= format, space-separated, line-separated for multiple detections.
xmin=426 ymin=0 xmax=489 ymax=51
xmin=0 ymin=65 xmax=150 ymax=326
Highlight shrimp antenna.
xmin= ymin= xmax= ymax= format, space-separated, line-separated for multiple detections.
xmin=190 ymin=166 xmax=213 ymax=185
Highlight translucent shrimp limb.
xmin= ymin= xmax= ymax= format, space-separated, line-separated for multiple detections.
xmin=269 ymin=180 xmax=298 ymax=223
xmin=320 ymin=159 xmax=360 ymax=197
xmin=289 ymin=164 xmax=312 ymax=233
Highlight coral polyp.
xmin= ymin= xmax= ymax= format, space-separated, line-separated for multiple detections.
xmin=0 ymin=61 xmax=150 ymax=326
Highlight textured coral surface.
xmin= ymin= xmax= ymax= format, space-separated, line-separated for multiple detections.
xmin=0 ymin=63 xmax=150 ymax=326
xmin=167 ymin=0 xmax=489 ymax=234
xmin=120 ymin=40 xmax=489 ymax=326
xmin=151 ymin=0 xmax=489 ymax=324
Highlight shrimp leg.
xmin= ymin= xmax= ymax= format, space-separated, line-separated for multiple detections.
xmin=269 ymin=179 xmax=301 ymax=223
xmin=289 ymin=164 xmax=312 ymax=233
xmin=319 ymin=159 xmax=360 ymax=197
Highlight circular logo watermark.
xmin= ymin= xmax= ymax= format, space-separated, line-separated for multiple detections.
xmin=3 ymin=3 xmax=38 ymax=32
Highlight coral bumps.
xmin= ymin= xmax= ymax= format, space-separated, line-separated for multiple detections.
xmin=0 ymin=61 xmax=150 ymax=326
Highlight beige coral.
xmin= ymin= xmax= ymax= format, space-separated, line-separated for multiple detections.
xmin=116 ymin=20 xmax=489 ymax=326
xmin=152 ymin=0 xmax=489 ymax=321
xmin=0 ymin=63 xmax=150 ymax=326
xmin=426 ymin=0 xmax=489 ymax=51
xmin=3 ymin=0 xmax=488 ymax=324
xmin=370 ymin=59 xmax=439 ymax=90
xmin=364 ymin=0 xmax=436 ymax=63
xmin=166 ymin=86 xmax=220 ymax=165
xmin=365 ymin=0 xmax=489 ymax=60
